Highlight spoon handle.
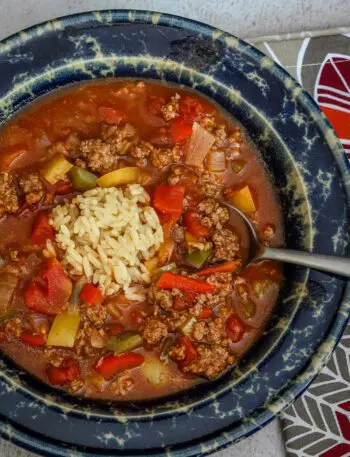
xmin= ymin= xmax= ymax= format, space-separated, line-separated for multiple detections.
xmin=261 ymin=247 xmax=350 ymax=277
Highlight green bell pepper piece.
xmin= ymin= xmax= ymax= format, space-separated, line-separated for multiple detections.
xmin=69 ymin=167 xmax=97 ymax=191
xmin=107 ymin=331 xmax=143 ymax=354
xmin=186 ymin=250 xmax=211 ymax=269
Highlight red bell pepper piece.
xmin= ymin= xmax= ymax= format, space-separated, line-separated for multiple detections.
xmin=171 ymin=117 xmax=193 ymax=143
xmin=24 ymin=258 xmax=72 ymax=315
xmin=46 ymin=358 xmax=80 ymax=385
xmin=157 ymin=272 xmax=215 ymax=293
xmin=79 ymin=283 xmax=102 ymax=305
xmin=198 ymin=306 xmax=213 ymax=319
xmin=197 ymin=260 xmax=241 ymax=277
xmin=20 ymin=332 xmax=46 ymax=346
xmin=98 ymin=106 xmax=124 ymax=125
xmin=178 ymin=335 xmax=198 ymax=369
xmin=153 ymin=185 xmax=185 ymax=218
xmin=30 ymin=211 xmax=54 ymax=245
xmin=226 ymin=314 xmax=246 ymax=343
xmin=183 ymin=211 xmax=211 ymax=239
xmin=95 ymin=353 xmax=145 ymax=380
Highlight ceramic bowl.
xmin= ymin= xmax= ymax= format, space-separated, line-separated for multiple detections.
xmin=0 ymin=10 xmax=349 ymax=457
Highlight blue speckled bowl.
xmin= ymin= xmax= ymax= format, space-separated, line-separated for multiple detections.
xmin=0 ymin=10 xmax=349 ymax=457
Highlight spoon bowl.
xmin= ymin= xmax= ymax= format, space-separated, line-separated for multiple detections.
xmin=224 ymin=202 xmax=350 ymax=277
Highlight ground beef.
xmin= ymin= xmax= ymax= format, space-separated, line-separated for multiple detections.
xmin=101 ymin=123 xmax=137 ymax=156
xmin=49 ymin=133 xmax=81 ymax=160
xmin=75 ymin=322 xmax=100 ymax=356
xmin=185 ymin=344 xmax=235 ymax=379
xmin=194 ymin=291 xmax=226 ymax=308
xmin=148 ymin=284 xmax=173 ymax=310
xmin=142 ymin=318 xmax=168 ymax=345
xmin=171 ymin=224 xmax=185 ymax=243
xmin=77 ymin=139 xmax=115 ymax=174
xmin=206 ymin=272 xmax=233 ymax=294
xmin=4 ymin=316 xmax=22 ymax=338
xmin=111 ymin=375 xmax=134 ymax=396
xmin=130 ymin=140 xmax=154 ymax=167
xmin=18 ymin=172 xmax=44 ymax=205
xmin=197 ymin=170 xmax=223 ymax=198
xmin=43 ymin=347 xmax=68 ymax=367
xmin=151 ymin=144 xmax=182 ymax=169
xmin=161 ymin=94 xmax=180 ymax=121
xmin=68 ymin=378 xmax=85 ymax=394
xmin=198 ymin=198 xmax=229 ymax=230
xmin=214 ymin=125 xmax=227 ymax=146
xmin=0 ymin=172 xmax=19 ymax=216
xmin=226 ymin=127 xmax=241 ymax=159
xmin=84 ymin=304 xmax=108 ymax=328
xmin=212 ymin=228 xmax=240 ymax=261
xmin=169 ymin=340 xmax=187 ymax=361
xmin=200 ymin=115 xmax=216 ymax=132
xmin=192 ymin=317 xmax=226 ymax=345
xmin=164 ymin=312 xmax=188 ymax=332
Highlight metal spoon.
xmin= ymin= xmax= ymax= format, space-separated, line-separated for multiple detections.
xmin=224 ymin=202 xmax=350 ymax=277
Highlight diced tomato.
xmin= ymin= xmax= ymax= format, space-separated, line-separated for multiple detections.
xmin=108 ymin=323 xmax=125 ymax=336
xmin=30 ymin=211 xmax=54 ymax=245
xmin=179 ymin=96 xmax=205 ymax=123
xmin=148 ymin=96 xmax=166 ymax=116
xmin=24 ymin=258 xmax=72 ymax=315
xmin=183 ymin=211 xmax=211 ymax=239
xmin=98 ymin=106 xmax=124 ymax=125
xmin=95 ymin=352 xmax=145 ymax=380
xmin=173 ymin=291 xmax=196 ymax=311
xmin=157 ymin=272 xmax=215 ymax=293
xmin=130 ymin=310 xmax=144 ymax=326
xmin=226 ymin=314 xmax=246 ymax=343
xmin=20 ymin=332 xmax=46 ymax=346
xmin=178 ymin=335 xmax=198 ymax=369
xmin=53 ymin=179 xmax=74 ymax=195
xmin=171 ymin=117 xmax=193 ymax=143
xmin=198 ymin=306 xmax=213 ymax=319
xmin=0 ymin=327 xmax=8 ymax=343
xmin=153 ymin=185 xmax=185 ymax=218
xmin=46 ymin=357 xmax=80 ymax=385
xmin=79 ymin=283 xmax=102 ymax=305
xmin=197 ymin=260 xmax=241 ymax=277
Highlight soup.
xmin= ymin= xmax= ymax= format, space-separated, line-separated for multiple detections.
xmin=0 ymin=80 xmax=283 ymax=400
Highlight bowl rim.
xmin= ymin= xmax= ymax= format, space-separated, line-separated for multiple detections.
xmin=0 ymin=9 xmax=349 ymax=457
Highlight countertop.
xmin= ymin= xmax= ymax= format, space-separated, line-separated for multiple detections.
xmin=0 ymin=0 xmax=349 ymax=456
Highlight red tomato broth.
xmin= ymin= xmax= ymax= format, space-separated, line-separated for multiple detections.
xmin=0 ymin=79 xmax=283 ymax=400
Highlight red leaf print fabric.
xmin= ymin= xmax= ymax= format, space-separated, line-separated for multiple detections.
xmin=315 ymin=54 xmax=350 ymax=160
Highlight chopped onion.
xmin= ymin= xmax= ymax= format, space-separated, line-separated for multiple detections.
xmin=207 ymin=150 xmax=226 ymax=172
xmin=29 ymin=313 xmax=49 ymax=331
xmin=185 ymin=122 xmax=216 ymax=167
xmin=90 ymin=328 xmax=107 ymax=348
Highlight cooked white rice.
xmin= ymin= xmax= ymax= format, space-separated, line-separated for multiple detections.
xmin=48 ymin=184 xmax=163 ymax=300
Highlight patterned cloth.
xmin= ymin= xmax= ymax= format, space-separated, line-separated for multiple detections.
xmin=251 ymin=30 xmax=350 ymax=457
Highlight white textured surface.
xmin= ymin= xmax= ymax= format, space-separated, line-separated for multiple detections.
xmin=0 ymin=0 xmax=349 ymax=40
xmin=0 ymin=0 xmax=348 ymax=456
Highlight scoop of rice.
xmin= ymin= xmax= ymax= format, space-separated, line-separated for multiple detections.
xmin=49 ymin=184 xmax=163 ymax=300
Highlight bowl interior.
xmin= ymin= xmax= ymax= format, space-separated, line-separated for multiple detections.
xmin=1 ymin=65 xmax=312 ymax=416
xmin=0 ymin=11 xmax=349 ymax=455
